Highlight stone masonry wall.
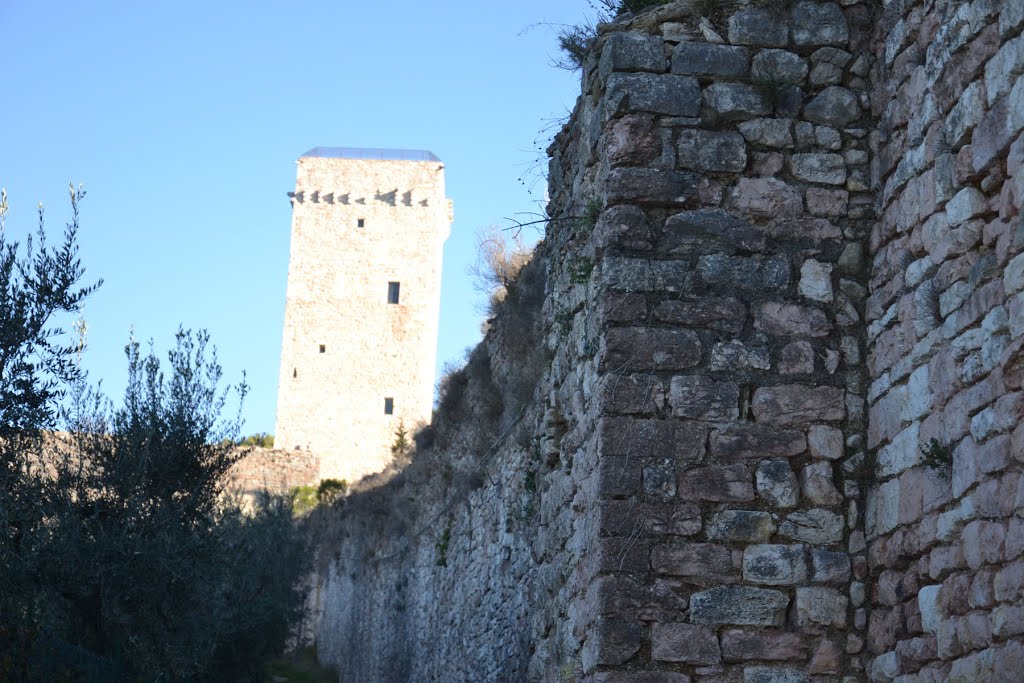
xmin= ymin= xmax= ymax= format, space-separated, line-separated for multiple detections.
xmin=302 ymin=2 xmax=1023 ymax=681
xmin=863 ymin=0 xmax=1024 ymax=680
xmin=563 ymin=1 xmax=876 ymax=679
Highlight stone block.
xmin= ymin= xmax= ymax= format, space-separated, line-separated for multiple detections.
xmin=600 ymin=33 xmax=667 ymax=78
xmin=605 ymin=113 xmax=661 ymax=169
xmin=663 ymin=208 xmax=766 ymax=254
xmin=946 ymin=187 xmax=988 ymax=224
xmin=709 ymin=340 xmax=771 ymax=371
xmin=962 ymin=520 xmax=1006 ymax=570
xmin=599 ymin=417 xmax=706 ymax=461
xmin=678 ymin=129 xmax=748 ymax=172
xmin=946 ymin=80 xmax=986 ymax=149
xmin=811 ymin=548 xmax=850 ymax=584
xmin=754 ymin=302 xmax=831 ymax=337
xmin=710 ymin=424 xmax=806 ymax=459
xmin=743 ymin=668 xmax=807 ymax=683
xmin=651 ymin=622 xmax=721 ymax=665
xmin=876 ymin=422 xmax=921 ymax=477
xmin=720 ymin=630 xmax=808 ymax=662
xmin=790 ymin=1 xmax=848 ymax=46
xmin=985 ymin=35 xmax=1024 ymax=106
xmin=756 ymin=459 xmax=800 ymax=508
xmin=799 ymin=259 xmax=834 ymax=302
xmin=690 ymin=585 xmax=789 ymax=626
xmin=778 ymin=340 xmax=815 ymax=374
xmin=752 ymin=385 xmax=845 ymax=425
xmin=972 ymin=95 xmax=1014 ymax=173
xmin=704 ymin=82 xmax=770 ymax=121
xmin=706 ymin=510 xmax=776 ymax=542
xmin=808 ymin=425 xmax=843 ymax=460
xmin=670 ymin=377 xmax=740 ymax=421
xmin=728 ymin=8 xmax=789 ymax=47
xmin=779 ymin=508 xmax=844 ymax=544
xmin=601 ymin=327 xmax=702 ymax=372
xmin=678 ymin=464 xmax=754 ymax=502
xmin=744 ymin=544 xmax=808 ymax=585
xmin=751 ymin=49 xmax=807 ymax=84
xmin=605 ymin=168 xmax=699 ymax=206
xmin=601 ymin=257 xmax=692 ymax=293
xmin=651 ymin=541 xmax=734 ymax=578
xmin=731 ymin=177 xmax=803 ymax=218
xmin=737 ymin=118 xmax=794 ymax=148
xmin=606 ymin=73 xmax=701 ymax=117
xmin=597 ymin=456 xmax=642 ymax=498
xmin=600 ymin=373 xmax=664 ymax=415
xmin=594 ymin=204 xmax=653 ymax=250
xmin=800 ymin=461 xmax=843 ymax=506
xmin=795 ymin=586 xmax=847 ymax=627
xmin=672 ymin=42 xmax=749 ymax=77
xmin=698 ymin=254 xmax=790 ymax=291
xmin=803 ymin=86 xmax=860 ymax=127
xmin=805 ymin=187 xmax=848 ymax=217
xmin=652 ymin=296 xmax=746 ymax=333
xmin=593 ymin=617 xmax=644 ymax=666
xmin=789 ymin=153 xmax=846 ymax=185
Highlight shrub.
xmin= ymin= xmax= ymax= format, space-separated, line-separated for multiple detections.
xmin=316 ymin=478 xmax=348 ymax=504
xmin=470 ymin=225 xmax=534 ymax=316
xmin=0 ymin=189 xmax=306 ymax=681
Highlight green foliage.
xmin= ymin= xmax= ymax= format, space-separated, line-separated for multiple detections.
xmin=0 ymin=185 xmax=100 ymax=439
xmin=391 ymin=420 xmax=411 ymax=457
xmin=554 ymin=23 xmax=597 ymax=72
xmin=0 ymin=189 xmax=306 ymax=681
xmin=238 ymin=432 xmax=275 ymax=448
xmin=921 ymin=438 xmax=952 ymax=471
xmin=434 ymin=519 xmax=453 ymax=567
xmin=568 ymin=255 xmax=593 ymax=284
xmin=291 ymin=485 xmax=319 ymax=516
xmin=316 ymin=478 xmax=348 ymax=504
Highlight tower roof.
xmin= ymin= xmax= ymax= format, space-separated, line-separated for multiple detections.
xmin=300 ymin=147 xmax=441 ymax=162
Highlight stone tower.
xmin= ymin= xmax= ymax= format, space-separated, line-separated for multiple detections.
xmin=275 ymin=147 xmax=451 ymax=482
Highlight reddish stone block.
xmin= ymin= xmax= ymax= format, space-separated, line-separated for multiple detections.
xmin=678 ymin=464 xmax=754 ymax=502
xmin=954 ymin=280 xmax=1006 ymax=333
xmin=596 ymin=456 xmax=642 ymax=498
xmin=602 ymin=327 xmax=702 ymax=372
xmin=720 ymin=629 xmax=809 ymax=662
xmin=709 ymin=424 xmax=807 ymax=459
xmin=778 ymin=340 xmax=815 ymax=374
xmin=600 ymin=374 xmax=665 ymax=416
xmin=599 ymin=292 xmax=648 ymax=323
xmin=593 ymin=617 xmax=644 ymax=666
xmin=973 ymin=96 xmax=1014 ymax=174
xmin=599 ymin=417 xmax=707 ymax=461
xmin=605 ymin=113 xmax=660 ymax=167
xmin=751 ymin=385 xmax=845 ymax=425
xmin=651 ymin=622 xmax=721 ymax=664
xmin=605 ymin=168 xmax=699 ymax=207
xmin=808 ymin=639 xmax=842 ymax=674
xmin=670 ymin=377 xmax=740 ymax=421
xmin=651 ymin=541 xmax=734 ymax=578
xmin=652 ymin=296 xmax=747 ymax=334
xmin=754 ymin=302 xmax=831 ymax=337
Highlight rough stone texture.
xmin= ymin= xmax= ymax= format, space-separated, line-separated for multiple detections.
xmin=678 ymin=129 xmax=748 ymax=172
xmin=302 ymin=3 xmax=1024 ymax=681
xmin=672 ymin=42 xmax=748 ymax=78
xmin=690 ymin=586 xmax=790 ymax=626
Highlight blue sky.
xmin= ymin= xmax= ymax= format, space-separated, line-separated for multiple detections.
xmin=1 ymin=0 xmax=594 ymax=434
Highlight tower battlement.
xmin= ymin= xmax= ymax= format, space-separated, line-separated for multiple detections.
xmin=275 ymin=147 xmax=450 ymax=482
